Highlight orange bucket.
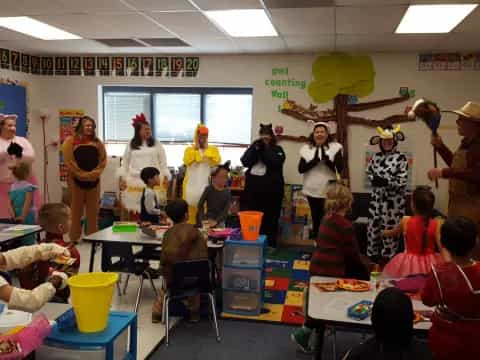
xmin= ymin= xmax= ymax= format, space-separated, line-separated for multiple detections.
xmin=238 ymin=211 xmax=263 ymax=241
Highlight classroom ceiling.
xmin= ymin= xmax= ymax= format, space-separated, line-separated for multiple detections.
xmin=0 ymin=0 xmax=479 ymax=54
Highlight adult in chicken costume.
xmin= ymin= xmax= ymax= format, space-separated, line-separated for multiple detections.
xmin=62 ymin=116 xmax=106 ymax=242
xmin=366 ymin=125 xmax=408 ymax=261
xmin=183 ymin=125 xmax=221 ymax=224
xmin=118 ymin=113 xmax=171 ymax=213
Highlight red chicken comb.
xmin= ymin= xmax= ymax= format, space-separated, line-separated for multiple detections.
xmin=131 ymin=113 xmax=148 ymax=127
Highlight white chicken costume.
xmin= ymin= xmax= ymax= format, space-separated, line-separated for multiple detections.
xmin=118 ymin=114 xmax=171 ymax=213
xmin=183 ymin=124 xmax=221 ymax=224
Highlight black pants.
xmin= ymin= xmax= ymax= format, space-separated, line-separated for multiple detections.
xmin=243 ymin=185 xmax=284 ymax=247
xmin=307 ymin=197 xmax=325 ymax=239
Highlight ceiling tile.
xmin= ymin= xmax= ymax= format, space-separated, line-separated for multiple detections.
xmin=270 ymin=8 xmax=334 ymax=35
xmin=95 ymin=39 xmax=146 ymax=47
xmin=122 ymin=0 xmax=195 ymax=11
xmin=191 ymin=0 xmax=262 ymax=10
xmin=0 ymin=0 xmax=134 ymax=15
xmin=431 ymin=33 xmax=480 ymax=52
xmin=336 ymin=6 xmax=407 ymax=34
xmin=454 ymin=6 xmax=480 ymax=33
xmin=265 ymin=0 xmax=334 ymax=8
xmin=0 ymin=28 xmax=38 ymax=41
xmin=336 ymin=34 xmax=447 ymax=52
xmin=235 ymin=37 xmax=286 ymax=52
xmin=33 ymin=13 xmax=172 ymax=39
xmin=284 ymin=35 xmax=334 ymax=51
xmin=148 ymin=12 xmax=225 ymax=38
xmin=189 ymin=37 xmax=237 ymax=53
xmin=335 ymin=1 xmax=407 ymax=5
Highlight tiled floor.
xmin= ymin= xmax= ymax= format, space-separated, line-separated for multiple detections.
xmin=77 ymin=241 xmax=178 ymax=359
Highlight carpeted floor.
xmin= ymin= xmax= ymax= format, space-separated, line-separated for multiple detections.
xmin=148 ymin=318 xmax=366 ymax=360
xmin=222 ymin=248 xmax=312 ymax=325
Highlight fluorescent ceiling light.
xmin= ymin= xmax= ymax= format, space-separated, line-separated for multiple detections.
xmin=205 ymin=9 xmax=277 ymax=37
xmin=0 ymin=17 xmax=81 ymax=40
xmin=396 ymin=4 xmax=478 ymax=34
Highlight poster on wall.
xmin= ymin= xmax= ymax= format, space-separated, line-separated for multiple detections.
xmin=21 ymin=54 xmax=30 ymax=73
xmin=475 ymin=54 xmax=480 ymax=70
xmin=0 ymin=49 xmax=9 ymax=69
xmin=55 ymin=57 xmax=68 ymax=76
xmin=31 ymin=56 xmax=41 ymax=75
xmin=0 ymin=84 xmax=27 ymax=136
xmin=418 ymin=54 xmax=433 ymax=71
xmin=364 ymin=151 xmax=414 ymax=191
xmin=83 ymin=56 xmax=96 ymax=76
xmin=59 ymin=109 xmax=84 ymax=182
xmin=97 ymin=56 xmax=110 ymax=76
xmin=142 ymin=57 xmax=154 ymax=76
xmin=446 ymin=53 xmax=461 ymax=70
xmin=461 ymin=53 xmax=475 ymax=70
xmin=11 ymin=51 xmax=21 ymax=72
xmin=112 ymin=56 xmax=125 ymax=76
xmin=126 ymin=57 xmax=140 ymax=76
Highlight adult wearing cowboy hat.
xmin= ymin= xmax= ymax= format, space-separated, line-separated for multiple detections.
xmin=298 ymin=121 xmax=343 ymax=239
xmin=428 ymin=101 xmax=480 ymax=235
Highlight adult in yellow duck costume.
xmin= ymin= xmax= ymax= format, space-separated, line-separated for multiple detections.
xmin=183 ymin=125 xmax=221 ymax=224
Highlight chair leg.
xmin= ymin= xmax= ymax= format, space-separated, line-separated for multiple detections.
xmin=134 ymin=276 xmax=144 ymax=313
xmin=162 ymin=293 xmax=167 ymax=324
xmin=208 ymin=293 xmax=221 ymax=342
xmin=145 ymin=271 xmax=159 ymax=297
xmin=332 ymin=327 xmax=337 ymax=360
xmin=123 ymin=274 xmax=130 ymax=295
xmin=116 ymin=280 xmax=122 ymax=297
xmin=165 ymin=297 xmax=170 ymax=346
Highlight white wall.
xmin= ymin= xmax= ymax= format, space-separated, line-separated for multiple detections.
xmin=3 ymin=53 xmax=479 ymax=212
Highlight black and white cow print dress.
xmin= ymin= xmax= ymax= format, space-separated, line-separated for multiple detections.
xmin=366 ymin=150 xmax=408 ymax=258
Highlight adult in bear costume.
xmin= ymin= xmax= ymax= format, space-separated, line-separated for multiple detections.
xmin=62 ymin=116 xmax=106 ymax=242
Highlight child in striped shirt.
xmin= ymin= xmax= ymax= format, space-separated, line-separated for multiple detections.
xmin=291 ymin=183 xmax=368 ymax=354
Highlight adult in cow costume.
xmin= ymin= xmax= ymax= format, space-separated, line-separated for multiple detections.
xmin=366 ymin=125 xmax=408 ymax=261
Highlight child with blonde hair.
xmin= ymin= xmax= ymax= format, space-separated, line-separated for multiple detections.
xmin=292 ymin=182 xmax=368 ymax=354
xmin=8 ymin=162 xmax=38 ymax=245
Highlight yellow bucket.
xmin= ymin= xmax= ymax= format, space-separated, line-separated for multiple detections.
xmin=67 ymin=272 xmax=119 ymax=333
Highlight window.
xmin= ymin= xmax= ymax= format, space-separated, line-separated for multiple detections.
xmin=154 ymin=93 xmax=201 ymax=142
xmin=102 ymin=86 xmax=253 ymax=167
xmin=104 ymin=92 xmax=150 ymax=142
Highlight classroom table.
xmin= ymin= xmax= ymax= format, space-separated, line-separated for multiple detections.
xmin=83 ymin=226 xmax=225 ymax=272
xmin=308 ymin=276 xmax=432 ymax=359
xmin=0 ymin=224 xmax=42 ymax=250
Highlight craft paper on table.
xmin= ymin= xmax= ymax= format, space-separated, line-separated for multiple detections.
xmin=461 ymin=54 xmax=475 ymax=70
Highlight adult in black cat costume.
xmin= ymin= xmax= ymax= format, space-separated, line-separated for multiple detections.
xmin=241 ymin=124 xmax=286 ymax=247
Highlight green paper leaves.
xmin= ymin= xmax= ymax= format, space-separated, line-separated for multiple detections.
xmin=308 ymin=54 xmax=375 ymax=103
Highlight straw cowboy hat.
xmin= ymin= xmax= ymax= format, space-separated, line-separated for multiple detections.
xmin=446 ymin=101 xmax=480 ymax=122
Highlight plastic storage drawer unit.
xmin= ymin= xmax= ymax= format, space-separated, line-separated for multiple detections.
xmin=223 ymin=267 xmax=262 ymax=292
xmin=223 ymin=235 xmax=266 ymax=267
xmin=223 ymin=290 xmax=262 ymax=316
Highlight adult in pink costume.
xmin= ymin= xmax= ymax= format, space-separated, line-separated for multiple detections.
xmin=0 ymin=114 xmax=41 ymax=221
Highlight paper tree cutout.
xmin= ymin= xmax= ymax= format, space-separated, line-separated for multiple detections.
xmin=280 ymin=54 xmax=415 ymax=180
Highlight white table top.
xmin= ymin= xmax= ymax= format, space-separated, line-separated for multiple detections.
xmin=308 ymin=276 xmax=432 ymax=331
xmin=35 ymin=303 xmax=72 ymax=321
xmin=0 ymin=224 xmax=42 ymax=244
xmin=83 ymin=226 xmax=224 ymax=249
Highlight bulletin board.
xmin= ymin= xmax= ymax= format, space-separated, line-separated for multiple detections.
xmin=0 ymin=84 xmax=27 ymax=136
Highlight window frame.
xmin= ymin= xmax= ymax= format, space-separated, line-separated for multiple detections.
xmin=102 ymin=86 xmax=253 ymax=147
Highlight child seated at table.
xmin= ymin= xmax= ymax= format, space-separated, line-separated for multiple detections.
xmin=139 ymin=167 xmax=165 ymax=224
xmin=0 ymin=243 xmax=69 ymax=312
xmin=36 ymin=203 xmax=80 ymax=303
xmin=196 ymin=161 xmax=232 ymax=228
xmin=343 ymin=287 xmax=432 ymax=359
xmin=383 ymin=186 xmax=444 ymax=278
xmin=152 ymin=199 xmax=208 ymax=323
xmin=421 ymin=216 xmax=480 ymax=360
xmin=291 ymin=183 xmax=369 ymax=354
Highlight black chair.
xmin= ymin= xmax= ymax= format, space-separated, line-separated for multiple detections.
xmin=162 ymin=259 xmax=220 ymax=345
xmin=101 ymin=243 xmax=158 ymax=312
